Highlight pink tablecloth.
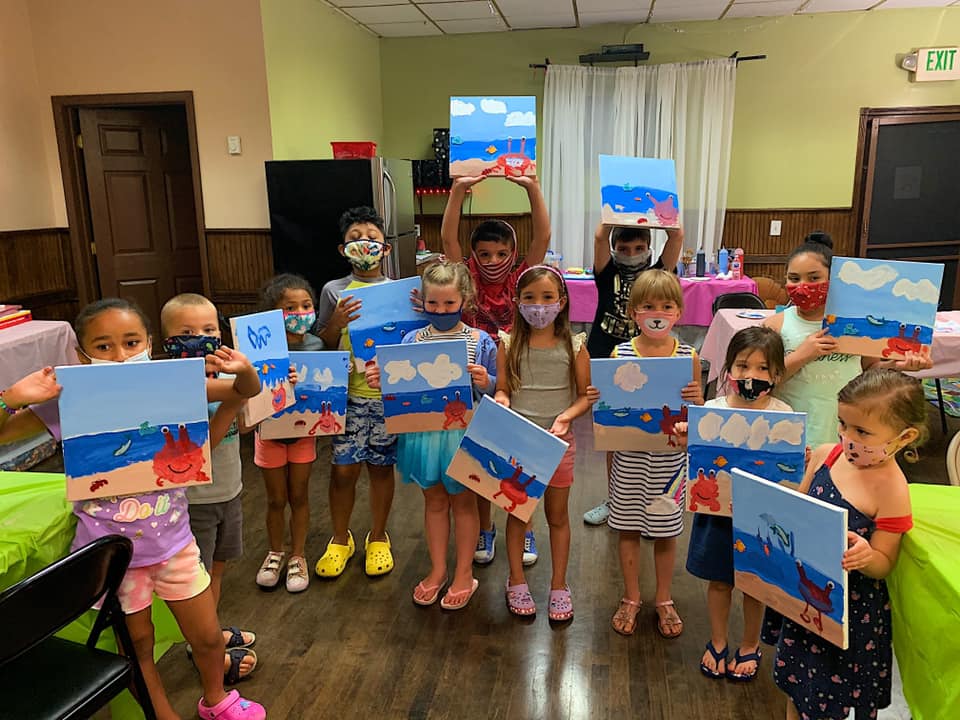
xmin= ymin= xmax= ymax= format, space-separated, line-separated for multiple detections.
xmin=564 ymin=275 xmax=759 ymax=327
xmin=701 ymin=309 xmax=960 ymax=384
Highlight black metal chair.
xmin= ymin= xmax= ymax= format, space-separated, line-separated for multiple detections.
xmin=711 ymin=291 xmax=767 ymax=315
xmin=0 ymin=535 xmax=157 ymax=719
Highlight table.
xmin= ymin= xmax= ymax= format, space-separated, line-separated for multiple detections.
xmin=888 ymin=484 xmax=960 ymax=720
xmin=564 ymin=274 xmax=759 ymax=327
xmin=0 ymin=471 xmax=183 ymax=720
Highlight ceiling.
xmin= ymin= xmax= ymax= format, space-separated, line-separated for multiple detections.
xmin=325 ymin=0 xmax=959 ymax=37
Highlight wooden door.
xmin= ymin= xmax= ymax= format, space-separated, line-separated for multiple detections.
xmin=79 ymin=106 xmax=203 ymax=343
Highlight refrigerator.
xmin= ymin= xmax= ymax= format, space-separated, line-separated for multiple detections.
xmin=264 ymin=158 xmax=418 ymax=296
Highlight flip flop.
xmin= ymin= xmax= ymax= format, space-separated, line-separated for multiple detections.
xmin=655 ymin=600 xmax=683 ymax=639
xmin=223 ymin=647 xmax=258 ymax=685
xmin=412 ymin=576 xmax=447 ymax=606
xmin=440 ymin=578 xmax=479 ymax=610
xmin=700 ymin=640 xmax=728 ymax=679
xmin=727 ymin=648 xmax=762 ymax=682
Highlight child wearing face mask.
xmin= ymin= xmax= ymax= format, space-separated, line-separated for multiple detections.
xmin=314 ymin=206 xmax=399 ymax=580
xmin=365 ymin=262 xmax=498 ymax=610
xmin=494 ymin=266 xmax=591 ymax=621
xmin=1 ymin=298 xmax=267 ymax=720
xmin=763 ymin=368 xmax=923 ymax=720
xmin=583 ymin=223 xmax=684 ymax=528
xmin=676 ymin=326 xmax=792 ymax=682
xmin=441 ymin=176 xmax=551 ymax=568
xmin=251 ymin=274 xmax=323 ymax=593
xmin=586 ymin=270 xmax=703 ymax=639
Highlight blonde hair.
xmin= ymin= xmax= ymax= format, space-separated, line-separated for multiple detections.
xmin=504 ymin=266 xmax=576 ymax=394
xmin=421 ymin=261 xmax=476 ymax=314
xmin=160 ymin=293 xmax=216 ymax=337
xmin=627 ymin=269 xmax=684 ymax=314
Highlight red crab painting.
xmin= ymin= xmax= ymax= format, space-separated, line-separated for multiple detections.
xmin=309 ymin=401 xmax=343 ymax=436
xmin=442 ymin=391 xmax=469 ymax=430
xmin=480 ymin=136 xmax=534 ymax=178
xmin=271 ymin=385 xmax=287 ymax=412
xmin=881 ymin=323 xmax=928 ymax=359
xmin=688 ymin=468 xmax=721 ymax=513
xmin=796 ymin=559 xmax=835 ymax=633
xmin=154 ymin=424 xmax=209 ymax=487
xmin=492 ymin=462 xmax=538 ymax=513
xmin=660 ymin=405 xmax=688 ymax=448
xmin=645 ymin=192 xmax=679 ymax=226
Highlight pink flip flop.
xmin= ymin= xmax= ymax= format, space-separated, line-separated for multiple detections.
xmin=198 ymin=690 xmax=265 ymax=720
xmin=412 ymin=576 xmax=447 ymax=606
xmin=440 ymin=578 xmax=479 ymax=610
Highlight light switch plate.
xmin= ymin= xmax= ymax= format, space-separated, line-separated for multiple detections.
xmin=227 ymin=136 xmax=242 ymax=155
xmin=770 ymin=220 xmax=782 ymax=236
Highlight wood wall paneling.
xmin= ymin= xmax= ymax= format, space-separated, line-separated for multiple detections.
xmin=205 ymin=229 xmax=273 ymax=315
xmin=0 ymin=228 xmax=79 ymax=322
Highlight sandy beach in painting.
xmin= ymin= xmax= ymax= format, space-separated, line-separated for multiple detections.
xmin=593 ymin=424 xmax=681 ymax=453
xmin=600 ymin=204 xmax=680 ymax=230
xmin=384 ymin=410 xmax=473 ymax=436
xmin=449 ymin=158 xmax=536 ymax=178
xmin=66 ymin=453 xmax=212 ymax=502
xmin=831 ymin=334 xmax=929 ymax=361
xmin=446 ymin=448 xmax=539 ymax=523
xmin=736 ymin=570 xmax=846 ymax=649
xmin=259 ymin=409 xmax=346 ymax=440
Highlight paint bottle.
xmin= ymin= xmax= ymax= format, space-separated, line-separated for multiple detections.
xmin=732 ymin=248 xmax=743 ymax=280
xmin=695 ymin=249 xmax=706 ymax=277
xmin=718 ymin=247 xmax=729 ymax=275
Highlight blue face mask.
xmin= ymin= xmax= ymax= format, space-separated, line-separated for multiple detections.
xmin=284 ymin=311 xmax=316 ymax=335
xmin=162 ymin=335 xmax=222 ymax=359
xmin=424 ymin=308 xmax=462 ymax=332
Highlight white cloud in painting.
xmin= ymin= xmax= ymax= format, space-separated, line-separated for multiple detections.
xmin=384 ymin=360 xmax=416 ymax=385
xmin=720 ymin=413 xmax=752 ymax=446
xmin=708 ymin=412 xmax=804 ymax=448
xmin=697 ymin=411 xmax=724 ymax=442
xmin=837 ymin=260 xmax=898 ymax=290
xmin=747 ymin=416 xmax=771 ymax=450
xmin=613 ymin=362 xmax=648 ymax=392
xmin=480 ymin=98 xmax=506 ymax=114
xmin=504 ymin=111 xmax=536 ymax=127
xmin=892 ymin=277 xmax=938 ymax=304
xmin=418 ymin=354 xmax=463 ymax=388
xmin=769 ymin=419 xmax=804 ymax=446
xmin=312 ymin=367 xmax=334 ymax=389
xmin=450 ymin=99 xmax=475 ymax=117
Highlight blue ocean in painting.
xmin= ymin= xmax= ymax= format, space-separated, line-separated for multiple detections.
xmin=252 ymin=356 xmax=292 ymax=388
xmin=271 ymin=385 xmax=347 ymax=418
xmin=382 ymin=387 xmax=472 ymax=420
xmin=823 ymin=315 xmax=933 ymax=345
xmin=63 ymin=421 xmax=209 ymax=478
xmin=449 ymin=138 xmax=537 ymax=163
xmin=593 ymin=404 xmax=680 ymax=432
xmin=351 ymin=320 xmax=425 ymax=364
xmin=689 ymin=445 xmax=803 ymax=484
xmin=733 ymin=526 xmax=844 ymax=625
xmin=600 ymin=185 xmax=677 ymax=215
xmin=459 ymin=435 xmax=547 ymax=500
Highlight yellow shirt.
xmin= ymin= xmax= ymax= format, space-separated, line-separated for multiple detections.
xmin=341 ymin=277 xmax=389 ymax=399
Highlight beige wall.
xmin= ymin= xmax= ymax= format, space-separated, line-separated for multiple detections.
xmin=22 ymin=0 xmax=274 ymax=229
xmin=0 ymin=0 xmax=57 ymax=231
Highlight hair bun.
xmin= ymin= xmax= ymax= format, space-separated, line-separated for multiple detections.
xmin=804 ymin=230 xmax=833 ymax=249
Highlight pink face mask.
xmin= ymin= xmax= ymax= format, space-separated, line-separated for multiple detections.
xmin=634 ymin=310 xmax=677 ymax=339
xmin=840 ymin=431 xmax=908 ymax=469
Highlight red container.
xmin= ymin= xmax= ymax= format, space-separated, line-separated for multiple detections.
xmin=331 ymin=142 xmax=377 ymax=159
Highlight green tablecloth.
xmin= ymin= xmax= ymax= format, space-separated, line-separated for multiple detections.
xmin=889 ymin=483 xmax=960 ymax=720
xmin=0 ymin=471 xmax=183 ymax=719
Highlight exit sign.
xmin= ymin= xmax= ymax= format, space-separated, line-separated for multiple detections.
xmin=915 ymin=47 xmax=960 ymax=81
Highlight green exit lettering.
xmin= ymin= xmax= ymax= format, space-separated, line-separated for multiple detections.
xmin=925 ymin=48 xmax=957 ymax=72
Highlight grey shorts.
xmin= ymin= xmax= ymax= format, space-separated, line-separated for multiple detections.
xmin=189 ymin=494 xmax=243 ymax=568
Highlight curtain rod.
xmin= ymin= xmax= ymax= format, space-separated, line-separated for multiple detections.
xmin=528 ymin=53 xmax=766 ymax=70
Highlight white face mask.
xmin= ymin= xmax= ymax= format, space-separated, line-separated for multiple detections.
xmin=82 ymin=347 xmax=152 ymax=364
xmin=614 ymin=249 xmax=651 ymax=269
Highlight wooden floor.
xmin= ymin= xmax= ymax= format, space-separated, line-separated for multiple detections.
xmin=131 ymin=401 xmax=954 ymax=720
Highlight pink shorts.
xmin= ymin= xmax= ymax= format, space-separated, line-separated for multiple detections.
xmin=254 ymin=435 xmax=317 ymax=469
xmin=114 ymin=540 xmax=210 ymax=615
xmin=549 ymin=431 xmax=576 ymax=489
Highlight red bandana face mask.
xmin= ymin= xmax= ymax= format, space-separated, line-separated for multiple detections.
xmin=786 ymin=281 xmax=829 ymax=312
xmin=472 ymin=249 xmax=516 ymax=286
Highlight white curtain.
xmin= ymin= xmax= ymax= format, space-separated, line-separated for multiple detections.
xmin=542 ymin=59 xmax=737 ymax=269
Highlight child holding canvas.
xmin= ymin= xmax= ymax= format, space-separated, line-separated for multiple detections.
xmin=1 ymin=298 xmax=266 ymax=720
xmin=586 ymin=270 xmax=703 ymax=639
xmin=253 ymin=274 xmax=324 ymax=593
xmin=314 ymin=207 xmax=398 ymax=579
xmin=366 ymin=262 xmax=498 ymax=609
xmin=764 ymin=368 xmax=923 ymax=720
xmin=494 ymin=266 xmax=590 ymax=620
xmin=675 ymin=326 xmax=793 ymax=681
xmin=441 ymin=175 xmax=551 ymax=567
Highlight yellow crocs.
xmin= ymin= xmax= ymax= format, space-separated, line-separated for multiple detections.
xmin=314 ymin=530 xmax=355 ymax=578
xmin=364 ymin=531 xmax=394 ymax=576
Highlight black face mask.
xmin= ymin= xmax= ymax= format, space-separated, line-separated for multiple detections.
xmin=162 ymin=334 xmax=222 ymax=359
xmin=731 ymin=376 xmax=775 ymax=401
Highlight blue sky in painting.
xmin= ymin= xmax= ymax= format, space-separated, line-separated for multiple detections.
xmin=825 ymin=257 xmax=943 ymax=328
xmin=345 ymin=276 xmax=421 ymax=333
xmin=57 ymin=358 xmax=207 ymax=437
xmin=590 ymin=357 xmax=689 ymax=408
xmin=230 ymin=309 xmax=289 ymax=365
xmin=599 ymin=156 xmax=677 ymax=193
xmin=378 ymin=340 xmax=470 ymax=394
xmin=450 ymin=96 xmax=536 ymax=141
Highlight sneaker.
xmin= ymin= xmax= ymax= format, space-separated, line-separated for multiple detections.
xmin=583 ymin=500 xmax=610 ymax=526
xmin=285 ymin=555 xmax=309 ymax=593
xmin=474 ymin=524 xmax=496 ymax=565
xmin=522 ymin=530 xmax=539 ymax=566
xmin=255 ymin=551 xmax=284 ymax=589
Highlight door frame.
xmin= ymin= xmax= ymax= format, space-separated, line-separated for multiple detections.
xmin=51 ymin=91 xmax=210 ymax=308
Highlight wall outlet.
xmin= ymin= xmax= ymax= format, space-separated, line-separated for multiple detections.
xmin=227 ymin=136 xmax=242 ymax=155
xmin=414 ymin=223 xmax=421 ymax=238
xmin=770 ymin=220 xmax=782 ymax=236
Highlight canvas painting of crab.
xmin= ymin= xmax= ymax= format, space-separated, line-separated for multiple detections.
xmin=229 ymin=309 xmax=296 ymax=426
xmin=823 ymin=257 xmax=943 ymax=360
xmin=344 ymin=277 xmax=423 ymax=373
xmin=377 ymin=340 xmax=473 ymax=434
xmin=599 ymin=155 xmax=681 ymax=230
xmin=259 ymin=351 xmax=350 ymax=439
xmin=732 ymin=468 xmax=849 ymax=650
xmin=687 ymin=406 xmax=806 ymax=517
xmin=57 ymin=358 xmax=212 ymax=501
xmin=449 ymin=96 xmax=537 ymax=178
xmin=590 ymin=356 xmax=695 ymax=452
xmin=446 ymin=396 xmax=568 ymax=522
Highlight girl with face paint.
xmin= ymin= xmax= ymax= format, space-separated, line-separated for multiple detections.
xmin=585 ymin=269 xmax=703 ymax=640
xmin=764 ymin=368 xmax=924 ymax=720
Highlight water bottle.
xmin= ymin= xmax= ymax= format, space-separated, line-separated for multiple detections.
xmin=718 ymin=247 xmax=729 ymax=275
xmin=695 ymin=249 xmax=706 ymax=277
